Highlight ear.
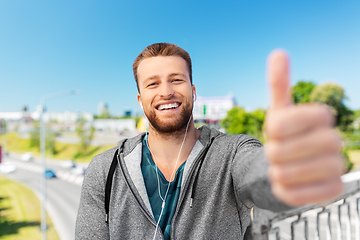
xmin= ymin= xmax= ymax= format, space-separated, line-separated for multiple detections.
xmin=137 ymin=93 xmax=143 ymax=110
xmin=192 ymin=85 xmax=197 ymax=102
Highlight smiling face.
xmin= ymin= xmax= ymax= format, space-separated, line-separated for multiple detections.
xmin=137 ymin=56 xmax=196 ymax=133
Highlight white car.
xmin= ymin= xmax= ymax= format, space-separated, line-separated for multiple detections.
xmin=0 ymin=162 xmax=17 ymax=174
xmin=71 ymin=166 xmax=86 ymax=175
xmin=21 ymin=152 xmax=33 ymax=161
xmin=61 ymin=160 xmax=76 ymax=169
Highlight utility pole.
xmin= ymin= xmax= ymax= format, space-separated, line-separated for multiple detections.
xmin=39 ymin=90 xmax=79 ymax=240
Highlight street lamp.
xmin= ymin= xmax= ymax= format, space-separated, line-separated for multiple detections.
xmin=40 ymin=90 xmax=79 ymax=240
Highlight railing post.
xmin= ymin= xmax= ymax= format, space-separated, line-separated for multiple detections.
xmin=315 ymin=208 xmax=331 ymax=240
xmin=337 ymin=199 xmax=352 ymax=240
xmin=268 ymin=227 xmax=280 ymax=240
xmin=248 ymin=177 xmax=360 ymax=240
xmin=290 ymin=215 xmax=308 ymax=240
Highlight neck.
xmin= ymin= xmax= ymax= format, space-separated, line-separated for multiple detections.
xmin=147 ymin=119 xmax=200 ymax=181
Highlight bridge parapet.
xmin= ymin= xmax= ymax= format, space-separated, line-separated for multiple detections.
xmin=246 ymin=172 xmax=360 ymax=240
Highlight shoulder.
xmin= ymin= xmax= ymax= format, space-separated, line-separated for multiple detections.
xmin=86 ymin=132 xmax=145 ymax=180
xmin=199 ymin=125 xmax=263 ymax=150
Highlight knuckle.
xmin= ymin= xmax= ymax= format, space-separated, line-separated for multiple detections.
xmin=270 ymin=182 xmax=281 ymax=198
xmin=271 ymin=182 xmax=302 ymax=206
xmin=323 ymin=130 xmax=341 ymax=150
xmin=266 ymin=143 xmax=282 ymax=163
xmin=327 ymin=179 xmax=343 ymax=198
xmin=266 ymin=110 xmax=289 ymax=139
xmin=292 ymin=163 xmax=307 ymax=177
xmin=333 ymin=155 xmax=345 ymax=175
xmin=283 ymin=191 xmax=302 ymax=206
xmin=335 ymin=179 xmax=344 ymax=195
xmin=266 ymin=119 xmax=282 ymax=138
xmin=267 ymin=166 xmax=275 ymax=182
xmin=271 ymin=182 xmax=287 ymax=202
xmin=318 ymin=155 xmax=342 ymax=179
xmin=271 ymin=165 xmax=287 ymax=183
xmin=317 ymin=106 xmax=333 ymax=125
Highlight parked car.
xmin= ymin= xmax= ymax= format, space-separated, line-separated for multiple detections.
xmin=0 ymin=162 xmax=16 ymax=174
xmin=61 ymin=159 xmax=76 ymax=169
xmin=45 ymin=169 xmax=56 ymax=178
xmin=21 ymin=152 xmax=33 ymax=161
xmin=71 ymin=166 xmax=86 ymax=175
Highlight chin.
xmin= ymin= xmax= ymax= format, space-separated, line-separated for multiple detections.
xmin=147 ymin=106 xmax=193 ymax=133
xmin=153 ymin=120 xmax=186 ymax=133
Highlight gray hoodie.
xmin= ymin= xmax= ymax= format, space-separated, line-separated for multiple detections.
xmin=75 ymin=126 xmax=291 ymax=240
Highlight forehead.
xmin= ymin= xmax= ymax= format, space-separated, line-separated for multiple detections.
xmin=137 ymin=56 xmax=189 ymax=82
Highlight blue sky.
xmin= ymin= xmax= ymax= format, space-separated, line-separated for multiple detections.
xmin=1 ymin=1 xmax=359 ymax=115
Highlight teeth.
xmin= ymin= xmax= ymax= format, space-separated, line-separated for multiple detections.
xmin=158 ymin=103 xmax=179 ymax=110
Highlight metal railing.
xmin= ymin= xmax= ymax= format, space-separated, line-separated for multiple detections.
xmin=246 ymin=171 xmax=360 ymax=240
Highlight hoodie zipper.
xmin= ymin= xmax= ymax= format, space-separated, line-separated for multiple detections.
xmin=170 ymin=137 xmax=215 ymax=238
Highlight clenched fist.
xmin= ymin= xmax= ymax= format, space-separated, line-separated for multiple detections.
xmin=265 ymin=50 xmax=344 ymax=206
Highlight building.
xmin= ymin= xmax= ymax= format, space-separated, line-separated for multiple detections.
xmin=31 ymin=111 xmax=93 ymax=123
xmin=0 ymin=110 xmax=94 ymax=133
xmin=0 ymin=111 xmax=33 ymax=132
xmin=98 ymin=102 xmax=109 ymax=116
xmin=193 ymin=95 xmax=236 ymax=125
xmin=93 ymin=119 xmax=136 ymax=133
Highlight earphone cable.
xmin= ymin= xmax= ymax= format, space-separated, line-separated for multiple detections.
xmin=147 ymin=114 xmax=193 ymax=240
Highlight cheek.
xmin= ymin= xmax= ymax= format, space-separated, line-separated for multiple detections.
xmin=177 ymin=85 xmax=193 ymax=98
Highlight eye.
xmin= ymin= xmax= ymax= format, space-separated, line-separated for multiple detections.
xmin=146 ymin=82 xmax=158 ymax=88
xmin=173 ymin=78 xmax=183 ymax=83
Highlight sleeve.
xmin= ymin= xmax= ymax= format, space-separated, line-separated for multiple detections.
xmin=231 ymin=136 xmax=293 ymax=212
xmin=75 ymin=155 xmax=110 ymax=240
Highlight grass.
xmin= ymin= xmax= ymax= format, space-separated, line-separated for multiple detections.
xmin=0 ymin=133 xmax=115 ymax=163
xmin=0 ymin=175 xmax=60 ymax=240
xmin=1 ymin=132 xmax=360 ymax=168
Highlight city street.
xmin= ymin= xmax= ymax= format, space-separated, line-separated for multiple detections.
xmin=1 ymin=153 xmax=83 ymax=240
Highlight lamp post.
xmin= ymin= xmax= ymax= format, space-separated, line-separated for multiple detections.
xmin=40 ymin=90 xmax=79 ymax=240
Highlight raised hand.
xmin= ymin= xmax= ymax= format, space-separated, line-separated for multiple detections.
xmin=265 ymin=50 xmax=344 ymax=206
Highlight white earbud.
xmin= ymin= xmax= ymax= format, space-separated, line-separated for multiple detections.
xmin=140 ymin=101 xmax=143 ymax=110
xmin=193 ymin=95 xmax=195 ymax=102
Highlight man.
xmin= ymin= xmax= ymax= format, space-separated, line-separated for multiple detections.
xmin=75 ymin=43 xmax=343 ymax=239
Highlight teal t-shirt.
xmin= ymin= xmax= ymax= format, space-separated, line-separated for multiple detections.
xmin=141 ymin=135 xmax=185 ymax=240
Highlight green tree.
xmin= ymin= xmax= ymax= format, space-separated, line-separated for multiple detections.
xmin=74 ymin=118 xmax=95 ymax=158
xmin=221 ymin=107 xmax=266 ymax=141
xmin=292 ymin=80 xmax=317 ymax=104
xmin=29 ymin=121 xmax=40 ymax=148
xmin=310 ymin=83 xmax=354 ymax=131
xmin=342 ymin=149 xmax=353 ymax=173
xmin=354 ymin=109 xmax=360 ymax=121
xmin=29 ymin=121 xmax=57 ymax=154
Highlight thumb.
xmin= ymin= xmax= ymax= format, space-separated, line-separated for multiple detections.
xmin=267 ymin=49 xmax=291 ymax=110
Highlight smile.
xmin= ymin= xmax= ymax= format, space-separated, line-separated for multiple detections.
xmin=157 ymin=103 xmax=180 ymax=111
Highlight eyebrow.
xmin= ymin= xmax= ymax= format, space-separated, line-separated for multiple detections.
xmin=144 ymin=73 xmax=187 ymax=82
xmin=144 ymin=75 xmax=159 ymax=82
xmin=168 ymin=73 xmax=187 ymax=78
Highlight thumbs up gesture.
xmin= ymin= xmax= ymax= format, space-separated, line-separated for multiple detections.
xmin=265 ymin=50 xmax=344 ymax=206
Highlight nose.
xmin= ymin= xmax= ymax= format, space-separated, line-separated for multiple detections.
xmin=159 ymin=82 xmax=174 ymax=98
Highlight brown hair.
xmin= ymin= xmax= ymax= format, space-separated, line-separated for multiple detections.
xmin=133 ymin=43 xmax=192 ymax=92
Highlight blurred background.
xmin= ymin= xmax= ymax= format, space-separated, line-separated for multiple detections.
xmin=0 ymin=1 xmax=359 ymax=239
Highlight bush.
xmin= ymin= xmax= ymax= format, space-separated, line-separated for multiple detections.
xmin=342 ymin=148 xmax=353 ymax=173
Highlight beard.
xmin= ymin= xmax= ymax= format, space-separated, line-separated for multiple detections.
xmin=145 ymin=99 xmax=193 ymax=134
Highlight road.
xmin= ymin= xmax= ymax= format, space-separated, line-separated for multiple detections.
xmin=1 ymin=152 xmax=359 ymax=240
xmin=1 ymin=153 xmax=84 ymax=240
